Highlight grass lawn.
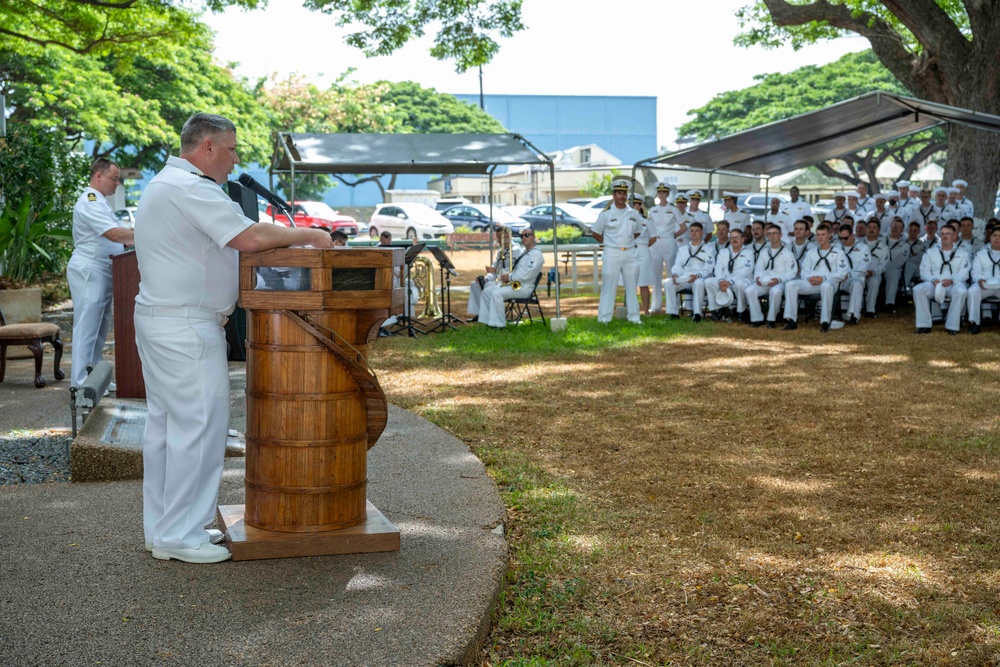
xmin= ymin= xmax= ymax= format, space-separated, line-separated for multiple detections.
xmin=370 ymin=251 xmax=1000 ymax=666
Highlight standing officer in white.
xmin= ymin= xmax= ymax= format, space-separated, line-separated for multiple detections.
xmin=783 ymin=224 xmax=848 ymax=332
xmin=686 ymin=190 xmax=712 ymax=239
xmin=722 ymin=193 xmax=750 ymax=234
xmin=67 ymin=159 xmax=135 ymax=388
xmin=666 ymin=222 xmax=716 ymax=321
xmin=783 ymin=187 xmax=813 ymax=232
xmin=913 ymin=224 xmax=970 ymax=335
xmin=746 ymin=225 xmax=797 ymax=328
xmin=704 ymin=229 xmax=753 ymax=319
xmin=479 ymin=229 xmax=544 ymax=328
xmin=134 ymin=113 xmax=335 ymax=563
xmin=592 ymin=179 xmax=642 ymax=324
xmin=648 ymin=182 xmax=679 ymax=313
xmin=967 ymin=227 xmax=1000 ymax=334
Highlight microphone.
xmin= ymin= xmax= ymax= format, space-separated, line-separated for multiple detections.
xmin=237 ymin=173 xmax=292 ymax=213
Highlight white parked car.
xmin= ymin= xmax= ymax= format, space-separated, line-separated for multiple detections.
xmin=368 ymin=202 xmax=455 ymax=241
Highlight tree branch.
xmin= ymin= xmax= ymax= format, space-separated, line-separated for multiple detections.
xmin=898 ymin=141 xmax=948 ymax=181
xmin=880 ymin=0 xmax=970 ymax=82
xmin=815 ymin=161 xmax=858 ymax=186
xmin=68 ymin=0 xmax=138 ymax=7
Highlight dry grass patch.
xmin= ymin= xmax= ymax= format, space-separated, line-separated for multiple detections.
xmin=372 ymin=267 xmax=1000 ymax=665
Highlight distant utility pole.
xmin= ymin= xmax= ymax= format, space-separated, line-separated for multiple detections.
xmin=478 ymin=65 xmax=484 ymax=110
xmin=1 ymin=95 xmax=6 ymax=135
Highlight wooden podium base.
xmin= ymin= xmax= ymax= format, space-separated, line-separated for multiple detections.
xmin=217 ymin=501 xmax=400 ymax=561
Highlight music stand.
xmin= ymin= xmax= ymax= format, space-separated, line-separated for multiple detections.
xmin=426 ymin=245 xmax=464 ymax=333
xmin=387 ymin=243 xmax=428 ymax=338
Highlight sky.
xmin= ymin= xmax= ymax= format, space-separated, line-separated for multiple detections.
xmin=203 ymin=0 xmax=868 ymax=150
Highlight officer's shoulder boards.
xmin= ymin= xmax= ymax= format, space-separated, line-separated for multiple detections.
xmin=87 ymin=192 xmax=97 ymax=202
xmin=603 ymin=203 xmax=612 ymax=211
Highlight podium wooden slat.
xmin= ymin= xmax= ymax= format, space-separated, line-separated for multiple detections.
xmin=110 ymin=250 xmax=144 ymax=398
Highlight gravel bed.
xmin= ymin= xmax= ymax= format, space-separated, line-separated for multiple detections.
xmin=0 ymin=430 xmax=72 ymax=485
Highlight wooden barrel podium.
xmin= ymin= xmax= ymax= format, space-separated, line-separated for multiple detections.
xmin=217 ymin=247 xmax=405 ymax=560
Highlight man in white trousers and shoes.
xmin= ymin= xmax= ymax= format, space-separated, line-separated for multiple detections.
xmin=592 ymin=178 xmax=642 ymax=324
xmin=746 ymin=224 xmax=797 ymax=328
xmin=67 ymin=158 xmax=135 ymax=388
xmin=134 ymin=112 xmax=335 ymax=564
xmin=467 ymin=224 xmax=519 ymax=322
xmin=783 ymin=224 xmax=848 ymax=333
xmin=913 ymin=224 xmax=970 ymax=335
xmin=478 ymin=228 xmax=544 ymax=328
xmin=705 ymin=228 xmax=753 ymax=321
xmin=666 ymin=222 xmax=716 ymax=322
xmin=967 ymin=227 xmax=1000 ymax=335
xmin=648 ymin=181 xmax=679 ymax=313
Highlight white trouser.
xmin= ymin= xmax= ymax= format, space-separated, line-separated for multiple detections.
xmin=705 ymin=277 xmax=749 ymax=313
xmin=648 ymin=238 xmax=678 ymax=313
xmin=913 ymin=281 xmax=967 ymax=330
xmin=784 ymin=279 xmax=836 ymax=324
xmin=664 ymin=276 xmax=706 ymax=317
xmin=66 ymin=255 xmax=114 ymax=387
xmin=883 ymin=265 xmax=903 ymax=305
xmin=842 ymin=276 xmax=865 ymax=318
xmin=864 ymin=272 xmax=883 ymax=313
xmin=636 ymin=244 xmax=655 ymax=288
xmin=745 ymin=282 xmax=785 ymax=322
xmin=467 ymin=275 xmax=494 ymax=316
xmin=134 ymin=308 xmax=230 ymax=550
xmin=598 ymin=247 xmax=640 ymax=323
xmin=967 ymin=285 xmax=1000 ymax=324
xmin=480 ymin=282 xmax=531 ymax=328
xmin=903 ymin=259 xmax=921 ymax=289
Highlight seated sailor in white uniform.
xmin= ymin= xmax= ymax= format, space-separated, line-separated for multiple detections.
xmin=913 ymin=224 xmax=970 ymax=335
xmin=705 ymin=228 xmax=754 ymax=321
xmin=860 ymin=219 xmax=888 ymax=318
xmin=965 ymin=226 xmax=1000 ymax=335
xmin=838 ymin=223 xmax=871 ymax=325
xmin=478 ymin=229 xmax=544 ymax=329
xmin=903 ymin=221 xmax=928 ymax=288
xmin=467 ymin=224 xmax=519 ymax=322
xmin=881 ymin=217 xmax=910 ymax=314
xmin=783 ymin=223 xmax=848 ymax=332
xmin=956 ymin=217 xmax=983 ymax=255
xmin=789 ymin=219 xmax=816 ymax=277
xmin=666 ymin=221 xmax=716 ymax=322
xmin=746 ymin=224 xmax=797 ymax=328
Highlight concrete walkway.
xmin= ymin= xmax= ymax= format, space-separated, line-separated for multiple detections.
xmin=0 ymin=355 xmax=507 ymax=666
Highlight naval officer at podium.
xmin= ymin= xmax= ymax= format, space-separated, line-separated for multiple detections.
xmin=133 ymin=112 xmax=334 ymax=564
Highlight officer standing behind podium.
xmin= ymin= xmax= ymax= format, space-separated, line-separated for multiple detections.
xmin=67 ymin=158 xmax=135 ymax=388
xmin=592 ymin=179 xmax=642 ymax=324
xmin=134 ymin=112 xmax=335 ymax=564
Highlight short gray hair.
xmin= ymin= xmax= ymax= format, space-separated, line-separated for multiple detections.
xmin=180 ymin=113 xmax=236 ymax=152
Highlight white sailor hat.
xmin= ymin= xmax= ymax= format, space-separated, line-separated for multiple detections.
xmin=946 ymin=186 xmax=960 ymax=195
xmin=833 ymin=191 xmax=848 ymax=200
xmin=846 ymin=191 xmax=859 ymax=199
xmin=611 ymin=178 xmax=630 ymax=192
xmin=714 ymin=289 xmax=734 ymax=307
xmin=884 ymin=190 xmax=899 ymax=198
xmin=934 ymin=282 xmax=947 ymax=305
xmin=952 ymin=179 xmax=968 ymax=187
xmin=686 ymin=189 xmax=704 ymax=199
xmin=674 ymin=194 xmax=689 ymax=204
xmin=874 ymin=192 xmax=889 ymax=201
xmin=933 ymin=187 xmax=948 ymax=196
xmin=896 ymin=180 xmax=911 ymax=188
xmin=655 ymin=181 xmax=671 ymax=192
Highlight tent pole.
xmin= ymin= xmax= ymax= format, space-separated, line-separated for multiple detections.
xmin=708 ymin=170 xmax=714 ymax=216
xmin=489 ymin=166 xmax=496 ymax=263
xmin=551 ymin=163 xmax=560 ymax=319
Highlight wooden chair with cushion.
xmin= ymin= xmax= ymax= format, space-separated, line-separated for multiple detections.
xmin=0 ymin=303 xmax=64 ymax=388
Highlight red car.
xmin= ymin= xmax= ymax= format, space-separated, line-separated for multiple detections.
xmin=266 ymin=201 xmax=359 ymax=235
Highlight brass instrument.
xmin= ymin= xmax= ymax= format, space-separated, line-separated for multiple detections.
xmin=497 ymin=227 xmax=521 ymax=290
xmin=411 ymin=256 xmax=443 ymax=319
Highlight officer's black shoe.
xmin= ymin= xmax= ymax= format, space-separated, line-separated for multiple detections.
xmin=712 ymin=310 xmax=725 ymax=321
xmin=739 ymin=310 xmax=751 ymax=324
xmin=469 ymin=316 xmax=478 ymax=323
xmin=884 ymin=305 xmax=897 ymax=315
xmin=751 ymin=321 xmax=764 ymax=328
xmin=783 ymin=321 xmax=798 ymax=331
xmin=848 ymin=315 xmax=859 ymax=325
xmin=947 ymin=329 xmax=959 ymax=335
xmin=766 ymin=321 xmax=776 ymax=329
xmin=969 ymin=323 xmax=982 ymax=335
xmin=692 ymin=314 xmax=702 ymax=323
xmin=915 ymin=327 xmax=932 ymax=334
xmin=820 ymin=322 xmax=831 ymax=333
xmin=669 ymin=314 xmax=680 ymax=320
xmin=864 ymin=311 xmax=877 ymax=319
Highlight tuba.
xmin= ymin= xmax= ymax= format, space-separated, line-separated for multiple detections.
xmin=497 ymin=227 xmax=522 ymax=291
xmin=411 ymin=256 xmax=443 ymax=319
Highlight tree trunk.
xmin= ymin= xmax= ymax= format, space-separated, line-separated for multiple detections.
xmin=943 ymin=124 xmax=1000 ymax=221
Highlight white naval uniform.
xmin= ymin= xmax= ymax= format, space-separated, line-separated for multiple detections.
xmin=904 ymin=237 xmax=928 ymax=288
xmin=766 ymin=209 xmax=796 ymax=237
xmin=954 ymin=197 xmax=974 ymax=218
xmin=789 ymin=239 xmax=816 ymax=278
xmin=840 ymin=242 xmax=871 ymax=319
xmin=912 ymin=204 xmax=937 ymax=229
xmin=666 ymin=242 xmax=716 ymax=317
xmin=783 ymin=200 xmax=813 ymax=227
xmin=867 ymin=208 xmax=893 ymax=237
xmin=593 ymin=204 xmax=642 ymax=323
xmin=861 ymin=238 xmax=888 ymax=314
xmin=648 ymin=203 xmax=679 ymax=313
xmin=704 ymin=247 xmax=754 ymax=313
xmin=913 ymin=246 xmax=971 ymax=331
xmin=746 ymin=243 xmax=797 ymax=323
xmin=939 ymin=203 xmax=963 ymax=223
xmin=748 ymin=240 xmax=768 ymax=268
xmin=968 ymin=246 xmax=1000 ymax=325
xmin=856 ymin=196 xmax=874 ymax=216
xmin=687 ymin=208 xmax=712 ymax=241
xmin=956 ymin=237 xmax=984 ymax=256
xmin=67 ymin=187 xmax=127 ymax=387
xmin=723 ymin=208 xmax=751 ymax=232
xmin=479 ymin=246 xmax=544 ymax=328
xmin=824 ymin=208 xmax=850 ymax=226
xmin=882 ymin=236 xmax=910 ymax=306
xmin=895 ymin=199 xmax=917 ymax=219
xmin=783 ymin=245 xmax=848 ymax=324
xmin=133 ymin=155 xmax=253 ymax=551
xmin=635 ymin=219 xmax=656 ymax=288
xmin=467 ymin=245 xmax=520 ymax=317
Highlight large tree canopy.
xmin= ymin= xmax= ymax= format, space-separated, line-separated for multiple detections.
xmin=303 ymin=0 xmax=524 ymax=73
xmin=378 ymin=80 xmax=505 ymax=133
xmin=679 ymin=50 xmax=946 ymax=190
xmin=736 ymin=1 xmax=1000 ymax=217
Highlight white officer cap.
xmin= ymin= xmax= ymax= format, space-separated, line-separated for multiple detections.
xmin=630 ymin=193 xmax=644 ymax=204
xmin=655 ymin=181 xmax=671 ymax=192
xmin=933 ymin=187 xmax=948 ymax=196
xmin=611 ymin=178 xmax=630 ymax=192
xmin=686 ymin=189 xmax=704 ymax=199
xmin=896 ymin=180 xmax=910 ymax=189
xmin=952 ymin=179 xmax=968 ymax=187
xmin=675 ymin=194 xmax=689 ymax=204
xmin=722 ymin=191 xmax=738 ymax=200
